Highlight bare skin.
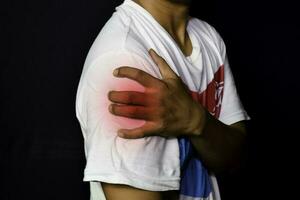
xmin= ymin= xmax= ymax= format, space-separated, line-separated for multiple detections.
xmin=102 ymin=183 xmax=179 ymax=200
xmin=133 ymin=0 xmax=193 ymax=56
xmin=102 ymin=0 xmax=247 ymax=199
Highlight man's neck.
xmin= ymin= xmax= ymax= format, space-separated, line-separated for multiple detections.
xmin=132 ymin=0 xmax=191 ymax=55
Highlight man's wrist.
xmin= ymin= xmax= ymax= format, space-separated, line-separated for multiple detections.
xmin=187 ymin=102 xmax=208 ymax=136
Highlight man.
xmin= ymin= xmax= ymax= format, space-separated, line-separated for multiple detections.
xmin=75 ymin=0 xmax=251 ymax=199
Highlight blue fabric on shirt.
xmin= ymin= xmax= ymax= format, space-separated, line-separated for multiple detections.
xmin=178 ymin=137 xmax=212 ymax=198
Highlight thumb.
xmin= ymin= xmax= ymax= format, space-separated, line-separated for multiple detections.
xmin=149 ymin=48 xmax=178 ymax=80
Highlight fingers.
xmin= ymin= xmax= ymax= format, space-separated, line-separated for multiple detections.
xmin=148 ymin=49 xmax=178 ymax=80
xmin=117 ymin=122 xmax=157 ymax=139
xmin=108 ymin=91 xmax=149 ymax=105
xmin=113 ymin=66 xmax=161 ymax=88
xmin=109 ymin=104 xmax=152 ymax=120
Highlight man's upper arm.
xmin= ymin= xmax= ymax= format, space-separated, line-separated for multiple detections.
xmin=229 ymin=120 xmax=247 ymax=136
xmin=204 ymin=22 xmax=251 ymax=125
xmin=76 ymin=50 xmax=181 ymax=193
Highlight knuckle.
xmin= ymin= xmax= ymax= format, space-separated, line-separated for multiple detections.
xmin=133 ymin=107 xmax=138 ymax=114
xmin=159 ymin=81 xmax=168 ymax=90
xmin=156 ymin=120 xmax=165 ymax=132
xmin=126 ymin=92 xmax=133 ymax=103
xmin=129 ymin=106 xmax=138 ymax=116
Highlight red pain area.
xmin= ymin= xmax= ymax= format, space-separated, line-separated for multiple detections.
xmin=97 ymin=64 xmax=224 ymax=135
xmin=101 ymin=72 xmax=147 ymax=132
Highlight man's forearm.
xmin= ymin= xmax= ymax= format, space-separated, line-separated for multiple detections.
xmin=188 ymin=104 xmax=247 ymax=173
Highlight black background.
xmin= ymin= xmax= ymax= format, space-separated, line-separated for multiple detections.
xmin=1 ymin=0 xmax=299 ymax=199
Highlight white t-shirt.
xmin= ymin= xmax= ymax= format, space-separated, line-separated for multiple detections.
xmin=75 ymin=0 xmax=251 ymax=199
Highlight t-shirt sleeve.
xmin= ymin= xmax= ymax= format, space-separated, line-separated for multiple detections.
xmin=208 ymin=24 xmax=251 ymax=125
xmin=75 ymin=50 xmax=180 ymax=191
xmin=219 ymin=55 xmax=251 ymax=125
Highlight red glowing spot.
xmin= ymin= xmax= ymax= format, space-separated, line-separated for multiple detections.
xmin=105 ymin=64 xmax=224 ymax=132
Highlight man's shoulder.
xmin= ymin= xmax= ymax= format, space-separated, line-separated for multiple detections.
xmin=85 ymin=13 xmax=148 ymax=67
xmin=190 ymin=18 xmax=222 ymax=41
xmin=190 ymin=17 xmax=226 ymax=57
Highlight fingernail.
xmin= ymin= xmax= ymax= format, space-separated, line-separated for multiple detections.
xmin=108 ymin=91 xmax=114 ymax=99
xmin=109 ymin=104 xmax=113 ymax=113
xmin=149 ymin=48 xmax=154 ymax=55
xmin=117 ymin=131 xmax=124 ymax=137
xmin=113 ymin=68 xmax=119 ymax=76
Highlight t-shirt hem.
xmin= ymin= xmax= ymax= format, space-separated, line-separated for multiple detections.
xmin=179 ymin=193 xmax=214 ymax=200
xmin=83 ymin=173 xmax=180 ymax=191
xmin=219 ymin=110 xmax=251 ymax=125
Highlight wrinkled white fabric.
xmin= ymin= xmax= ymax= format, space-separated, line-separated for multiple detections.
xmin=75 ymin=0 xmax=250 ymax=199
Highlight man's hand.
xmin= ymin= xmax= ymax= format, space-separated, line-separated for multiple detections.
xmin=107 ymin=49 xmax=248 ymax=172
xmin=108 ymin=49 xmax=206 ymax=139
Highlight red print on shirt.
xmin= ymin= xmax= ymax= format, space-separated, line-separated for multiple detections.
xmin=188 ymin=65 xmax=225 ymax=119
